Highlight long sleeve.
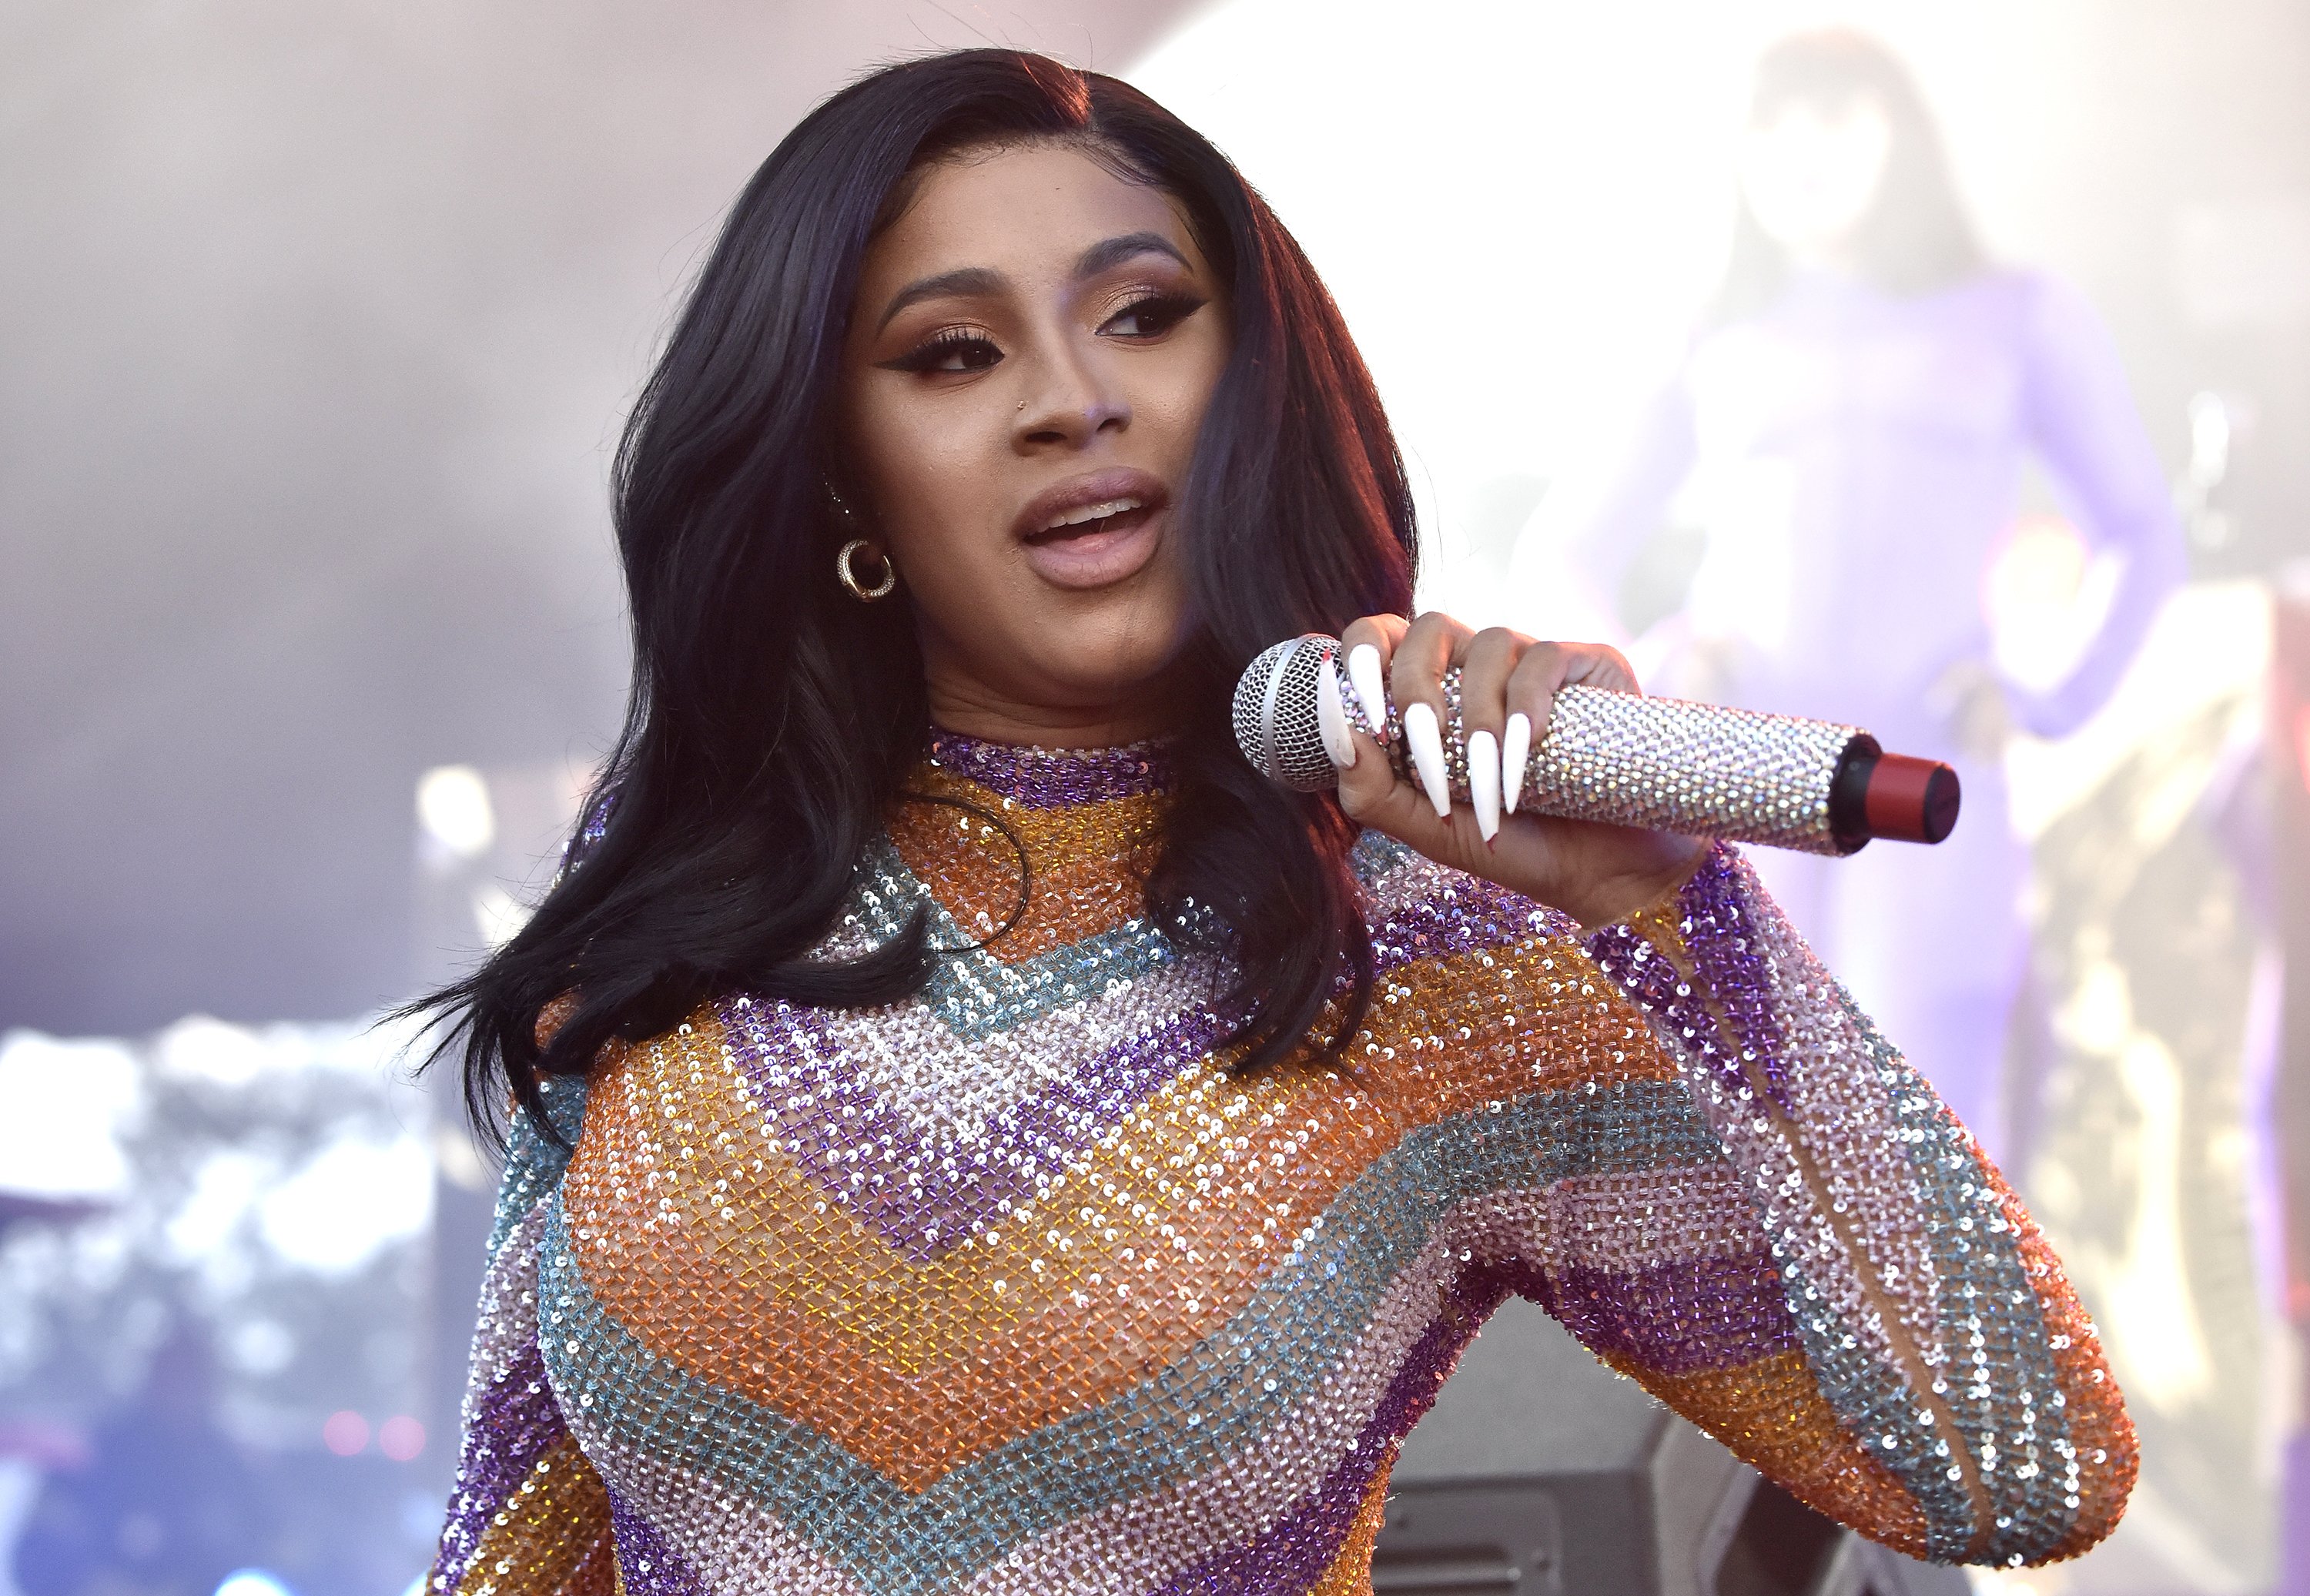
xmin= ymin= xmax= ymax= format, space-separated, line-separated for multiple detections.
xmin=1533 ymin=845 xmax=2136 ymax=1564
xmin=2009 ymin=275 xmax=2188 ymax=738
xmin=430 ymin=1072 xmax=617 ymax=1596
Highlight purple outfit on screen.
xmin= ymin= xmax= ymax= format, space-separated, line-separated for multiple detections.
xmin=1568 ymin=268 xmax=2185 ymax=1155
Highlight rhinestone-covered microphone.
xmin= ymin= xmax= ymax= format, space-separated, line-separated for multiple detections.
xmin=1233 ymin=634 xmax=1957 ymax=855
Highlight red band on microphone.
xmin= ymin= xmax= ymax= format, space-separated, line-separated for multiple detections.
xmin=1863 ymin=754 xmax=1961 ymax=845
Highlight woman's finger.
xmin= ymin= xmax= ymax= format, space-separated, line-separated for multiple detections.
xmin=1501 ymin=641 xmax=1640 ymax=815
xmin=1558 ymin=641 xmax=1639 ymax=693
xmin=1455 ymin=628 xmax=1529 ymax=842
xmin=1332 ymin=614 xmax=1411 ymax=825
xmin=1390 ymin=613 xmax=1471 ymax=819
xmin=1337 ymin=614 xmax=1404 ymax=738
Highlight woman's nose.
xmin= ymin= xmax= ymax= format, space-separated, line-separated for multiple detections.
xmin=1013 ymin=341 xmax=1129 ymax=450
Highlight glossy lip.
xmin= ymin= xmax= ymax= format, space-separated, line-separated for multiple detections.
xmin=1012 ymin=467 xmax=1170 ymax=592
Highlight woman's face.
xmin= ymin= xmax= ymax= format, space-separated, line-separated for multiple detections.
xmin=838 ymin=142 xmax=1230 ymax=744
xmin=1739 ymin=93 xmax=1892 ymax=263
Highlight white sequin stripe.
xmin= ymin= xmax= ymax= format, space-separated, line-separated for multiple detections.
xmin=1358 ymin=844 xmax=1558 ymax=935
xmin=760 ymin=955 xmax=1224 ymax=1135
xmin=567 ymin=1433 xmax=872 ymax=1596
xmin=1607 ymin=953 xmax=1904 ymax=1402
xmin=958 ymin=1193 xmax=1559 ymax=1596
xmin=1518 ymin=1160 xmax=1767 ymax=1274
xmin=1731 ymin=880 xmax=1949 ymax=1375
xmin=459 ymin=1197 xmax=554 ymax=1433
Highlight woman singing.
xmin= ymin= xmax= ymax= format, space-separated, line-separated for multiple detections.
xmin=420 ymin=50 xmax=2133 ymax=1595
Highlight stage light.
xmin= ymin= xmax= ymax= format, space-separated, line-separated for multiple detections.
xmin=380 ymin=1414 xmax=426 ymax=1461
xmin=417 ymin=765 xmax=497 ymax=859
xmin=214 ymin=1571 xmax=296 ymax=1596
xmin=321 ymin=1410 xmax=370 ymax=1456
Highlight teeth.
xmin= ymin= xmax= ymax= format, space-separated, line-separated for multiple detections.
xmin=1045 ymin=497 xmax=1141 ymax=531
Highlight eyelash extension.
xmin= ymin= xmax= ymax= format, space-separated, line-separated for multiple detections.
xmin=1106 ymin=292 xmax=1206 ymax=336
xmin=882 ymin=326 xmax=1002 ymax=374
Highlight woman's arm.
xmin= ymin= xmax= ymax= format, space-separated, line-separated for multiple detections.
xmin=2008 ymin=274 xmax=2188 ymax=739
xmin=430 ymin=1070 xmax=618 ymax=1596
xmin=1331 ymin=615 xmax=2135 ymax=1564
xmin=1566 ymin=845 xmax=2134 ymax=1563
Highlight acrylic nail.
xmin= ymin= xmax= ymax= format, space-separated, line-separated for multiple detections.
xmin=1346 ymin=644 xmax=1388 ymax=736
xmin=1467 ymin=729 xmax=1500 ymax=841
xmin=1315 ymin=655 xmax=1356 ymax=769
xmin=1502 ymin=711 xmax=1532 ymax=814
xmin=1403 ymin=701 xmax=1451 ymax=818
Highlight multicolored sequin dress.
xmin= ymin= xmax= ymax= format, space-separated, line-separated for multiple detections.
xmin=430 ymin=734 xmax=2134 ymax=1596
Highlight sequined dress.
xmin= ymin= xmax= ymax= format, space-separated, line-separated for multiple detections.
xmin=430 ymin=733 xmax=2134 ymax=1596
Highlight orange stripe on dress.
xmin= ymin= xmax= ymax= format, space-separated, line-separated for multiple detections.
xmin=557 ymin=935 xmax=1682 ymax=1484
xmin=886 ymin=775 xmax=1165 ymax=962
xmin=1609 ymin=1349 xmax=1933 ymax=1558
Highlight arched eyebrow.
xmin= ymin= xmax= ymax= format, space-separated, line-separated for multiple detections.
xmin=1073 ymin=231 xmax=1189 ymax=279
xmin=873 ymin=233 xmax=1190 ymax=333
xmin=875 ymin=266 xmax=1003 ymax=333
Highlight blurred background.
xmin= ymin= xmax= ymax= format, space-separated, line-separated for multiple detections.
xmin=3 ymin=2 xmax=2305 ymax=1594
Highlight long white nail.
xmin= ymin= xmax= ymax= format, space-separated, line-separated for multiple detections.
xmin=1346 ymin=644 xmax=1388 ymax=735
xmin=1315 ymin=655 xmax=1355 ymax=769
xmin=1403 ymin=701 xmax=1451 ymax=818
xmin=1502 ymin=712 xmax=1532 ymax=814
xmin=1467 ymin=729 xmax=1500 ymax=841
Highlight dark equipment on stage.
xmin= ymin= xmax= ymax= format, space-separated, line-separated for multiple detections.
xmin=1373 ymin=1303 xmax=1969 ymax=1596
xmin=1234 ymin=634 xmax=1960 ymax=854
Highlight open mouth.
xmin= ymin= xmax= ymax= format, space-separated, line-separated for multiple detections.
xmin=1023 ymin=497 xmax=1153 ymax=545
xmin=1013 ymin=470 xmax=1170 ymax=590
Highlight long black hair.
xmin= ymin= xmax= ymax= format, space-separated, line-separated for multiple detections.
xmin=416 ymin=50 xmax=1415 ymax=1143
xmin=1708 ymin=29 xmax=1986 ymax=326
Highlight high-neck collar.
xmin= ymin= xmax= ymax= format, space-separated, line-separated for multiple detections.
xmin=922 ymin=728 xmax=1175 ymax=809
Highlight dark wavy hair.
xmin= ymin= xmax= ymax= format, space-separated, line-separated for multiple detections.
xmin=1708 ymin=29 xmax=1985 ymax=326
xmin=414 ymin=49 xmax=1416 ymax=1144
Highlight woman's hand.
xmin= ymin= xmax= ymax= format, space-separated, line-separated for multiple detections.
xmin=1331 ymin=612 xmax=1709 ymax=929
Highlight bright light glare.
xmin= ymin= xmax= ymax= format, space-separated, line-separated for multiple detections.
xmin=256 ymin=1133 xmax=435 ymax=1276
xmin=215 ymin=1571 xmax=296 ymax=1596
xmin=0 ymin=1032 xmax=139 ymax=1197
xmin=418 ymin=765 xmax=497 ymax=858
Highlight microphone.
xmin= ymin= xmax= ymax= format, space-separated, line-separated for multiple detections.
xmin=1233 ymin=634 xmax=1958 ymax=855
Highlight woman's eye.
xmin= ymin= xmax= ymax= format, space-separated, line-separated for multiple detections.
xmin=886 ymin=330 xmax=1003 ymax=375
xmin=1103 ymin=293 xmax=1204 ymax=340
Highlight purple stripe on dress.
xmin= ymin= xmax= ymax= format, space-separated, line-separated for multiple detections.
xmin=1150 ymin=1271 xmax=1515 ymax=1596
xmin=1670 ymin=848 xmax=1799 ymax=1109
xmin=721 ymin=995 xmax=1232 ymax=1262
xmin=1523 ymin=1251 xmax=1801 ymax=1375
xmin=925 ymin=731 xmax=1173 ymax=808
xmin=1367 ymin=875 xmax=1560 ymax=976
xmin=608 ymin=1488 xmax=712 ymax=1596
xmin=434 ymin=1343 xmax=570 ymax=1585
xmin=1585 ymin=920 xmax=1754 ymax=1104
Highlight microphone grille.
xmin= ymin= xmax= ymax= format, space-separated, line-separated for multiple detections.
xmin=1231 ymin=634 xmax=1344 ymax=792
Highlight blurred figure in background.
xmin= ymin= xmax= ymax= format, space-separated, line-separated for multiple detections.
xmin=1518 ymin=29 xmax=2185 ymax=1157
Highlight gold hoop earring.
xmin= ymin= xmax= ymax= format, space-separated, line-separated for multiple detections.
xmin=836 ymin=538 xmax=897 ymax=602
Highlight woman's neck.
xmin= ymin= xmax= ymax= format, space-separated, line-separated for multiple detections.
xmin=921 ymin=655 xmax=1184 ymax=751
